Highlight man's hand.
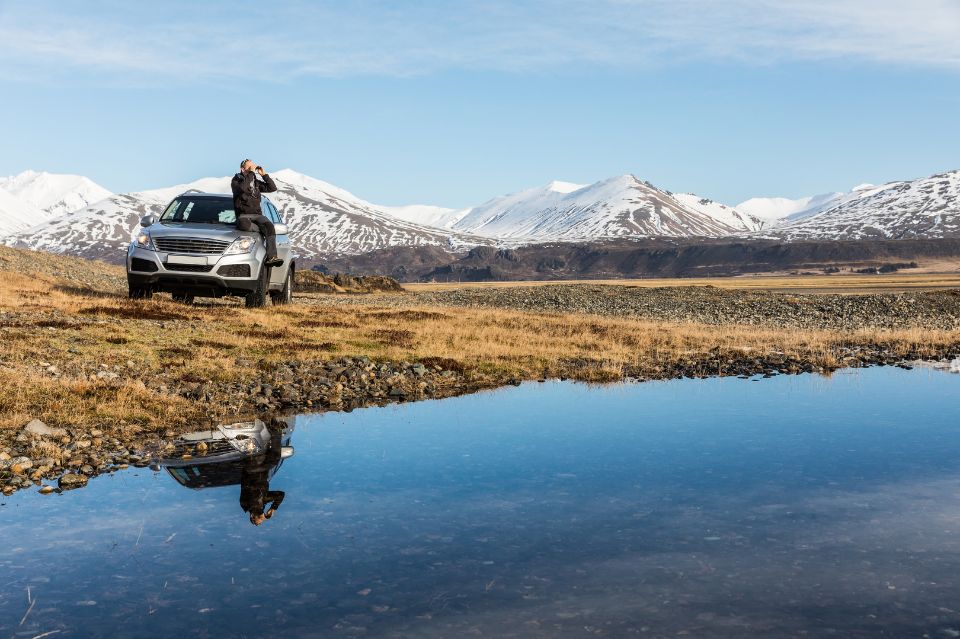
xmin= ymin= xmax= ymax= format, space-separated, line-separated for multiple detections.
xmin=256 ymin=166 xmax=266 ymax=176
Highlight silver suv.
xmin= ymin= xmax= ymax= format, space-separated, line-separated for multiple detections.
xmin=126 ymin=191 xmax=295 ymax=307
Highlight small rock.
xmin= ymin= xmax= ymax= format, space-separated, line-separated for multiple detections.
xmin=24 ymin=419 xmax=67 ymax=438
xmin=39 ymin=486 xmax=55 ymax=494
xmin=58 ymin=474 xmax=88 ymax=490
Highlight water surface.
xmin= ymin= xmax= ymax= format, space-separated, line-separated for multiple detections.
xmin=2 ymin=367 xmax=960 ymax=637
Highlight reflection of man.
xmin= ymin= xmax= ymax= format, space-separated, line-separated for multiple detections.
xmin=239 ymin=421 xmax=286 ymax=526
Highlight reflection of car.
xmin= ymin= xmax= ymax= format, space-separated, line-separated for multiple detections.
xmin=126 ymin=191 xmax=295 ymax=307
xmin=156 ymin=419 xmax=294 ymax=490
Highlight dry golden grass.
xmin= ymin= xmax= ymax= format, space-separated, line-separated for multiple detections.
xmin=2 ymin=245 xmax=959 ymax=436
xmin=405 ymin=272 xmax=960 ymax=294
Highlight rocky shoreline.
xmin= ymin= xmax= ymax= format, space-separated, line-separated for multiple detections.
xmin=4 ymin=346 xmax=959 ymax=498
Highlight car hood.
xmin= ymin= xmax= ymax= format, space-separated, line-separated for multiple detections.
xmin=149 ymin=222 xmax=247 ymax=240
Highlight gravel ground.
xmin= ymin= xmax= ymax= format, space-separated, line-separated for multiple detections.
xmin=311 ymin=284 xmax=960 ymax=330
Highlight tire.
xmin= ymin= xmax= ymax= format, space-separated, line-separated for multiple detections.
xmin=171 ymin=292 xmax=195 ymax=304
xmin=245 ymin=263 xmax=270 ymax=308
xmin=269 ymin=268 xmax=293 ymax=306
xmin=128 ymin=284 xmax=153 ymax=299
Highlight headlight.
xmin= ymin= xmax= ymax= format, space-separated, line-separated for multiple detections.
xmin=134 ymin=231 xmax=155 ymax=250
xmin=224 ymin=236 xmax=258 ymax=255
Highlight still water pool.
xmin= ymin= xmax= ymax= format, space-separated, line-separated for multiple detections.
xmin=2 ymin=367 xmax=960 ymax=638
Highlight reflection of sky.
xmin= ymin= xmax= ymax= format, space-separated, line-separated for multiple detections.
xmin=2 ymin=368 xmax=960 ymax=637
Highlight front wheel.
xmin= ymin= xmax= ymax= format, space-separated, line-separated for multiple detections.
xmin=128 ymin=283 xmax=153 ymax=299
xmin=269 ymin=269 xmax=293 ymax=306
xmin=245 ymin=263 xmax=270 ymax=308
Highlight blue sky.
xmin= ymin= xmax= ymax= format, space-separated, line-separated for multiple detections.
xmin=1 ymin=0 xmax=959 ymax=207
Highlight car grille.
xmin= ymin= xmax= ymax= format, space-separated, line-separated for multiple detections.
xmin=130 ymin=257 xmax=158 ymax=272
xmin=217 ymin=264 xmax=251 ymax=278
xmin=154 ymin=237 xmax=231 ymax=254
xmin=165 ymin=264 xmax=213 ymax=273
xmin=165 ymin=436 xmax=240 ymax=460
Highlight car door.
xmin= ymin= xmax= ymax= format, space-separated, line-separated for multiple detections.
xmin=266 ymin=201 xmax=291 ymax=286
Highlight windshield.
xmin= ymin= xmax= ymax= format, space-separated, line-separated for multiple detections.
xmin=160 ymin=197 xmax=236 ymax=225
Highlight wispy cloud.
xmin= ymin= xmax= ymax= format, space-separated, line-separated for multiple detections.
xmin=1 ymin=0 xmax=959 ymax=83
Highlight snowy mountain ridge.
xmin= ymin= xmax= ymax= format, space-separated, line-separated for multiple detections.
xmin=759 ymin=170 xmax=960 ymax=241
xmin=448 ymin=175 xmax=753 ymax=240
xmin=3 ymin=170 xmax=493 ymax=262
xmin=0 ymin=170 xmax=112 ymax=235
xmin=3 ymin=167 xmax=960 ymax=262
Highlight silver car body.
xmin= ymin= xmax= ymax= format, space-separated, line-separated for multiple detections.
xmin=154 ymin=419 xmax=295 ymax=490
xmin=126 ymin=191 xmax=294 ymax=300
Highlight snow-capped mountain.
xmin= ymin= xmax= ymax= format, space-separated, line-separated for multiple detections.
xmin=0 ymin=170 xmax=111 ymax=218
xmin=0 ymin=188 xmax=44 ymax=236
xmin=736 ymin=185 xmax=880 ymax=225
xmin=736 ymin=192 xmax=842 ymax=224
xmin=672 ymin=193 xmax=765 ymax=232
xmin=4 ymin=170 xmax=490 ymax=262
xmin=763 ymin=171 xmax=960 ymax=241
xmin=0 ymin=170 xmax=112 ymax=236
xmin=265 ymin=169 xmax=490 ymax=259
xmin=6 ymin=166 xmax=960 ymax=264
xmin=449 ymin=175 xmax=741 ymax=240
xmin=380 ymin=204 xmax=472 ymax=230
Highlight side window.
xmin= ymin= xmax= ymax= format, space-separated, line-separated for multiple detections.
xmin=267 ymin=202 xmax=283 ymax=224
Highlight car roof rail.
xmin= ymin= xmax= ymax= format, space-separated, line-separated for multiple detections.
xmin=182 ymin=189 xmax=205 ymax=195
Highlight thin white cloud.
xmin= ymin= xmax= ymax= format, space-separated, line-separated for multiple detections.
xmin=0 ymin=0 xmax=958 ymax=83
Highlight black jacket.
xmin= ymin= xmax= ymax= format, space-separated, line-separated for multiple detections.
xmin=231 ymin=171 xmax=278 ymax=217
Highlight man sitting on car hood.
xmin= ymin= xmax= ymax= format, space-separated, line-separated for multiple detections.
xmin=231 ymin=159 xmax=282 ymax=267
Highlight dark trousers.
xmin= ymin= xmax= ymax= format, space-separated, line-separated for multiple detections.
xmin=236 ymin=214 xmax=278 ymax=259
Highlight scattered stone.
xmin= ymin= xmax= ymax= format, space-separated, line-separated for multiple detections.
xmin=58 ymin=474 xmax=88 ymax=490
xmin=10 ymin=457 xmax=33 ymax=471
xmin=39 ymin=486 xmax=55 ymax=494
xmin=24 ymin=419 xmax=67 ymax=438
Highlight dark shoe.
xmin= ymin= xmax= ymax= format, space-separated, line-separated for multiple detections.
xmin=264 ymin=257 xmax=283 ymax=267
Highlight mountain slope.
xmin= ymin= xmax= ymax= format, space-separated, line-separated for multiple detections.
xmin=379 ymin=204 xmax=472 ymax=229
xmin=763 ymin=171 xmax=960 ymax=241
xmin=5 ymin=170 xmax=490 ymax=262
xmin=736 ymin=184 xmax=884 ymax=226
xmin=451 ymin=175 xmax=740 ymax=240
xmin=0 ymin=170 xmax=111 ymax=218
xmin=0 ymin=188 xmax=45 ymax=236
xmin=673 ymin=193 xmax=765 ymax=232
xmin=267 ymin=169 xmax=490 ymax=259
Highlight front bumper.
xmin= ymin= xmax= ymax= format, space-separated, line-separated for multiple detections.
xmin=127 ymin=244 xmax=265 ymax=297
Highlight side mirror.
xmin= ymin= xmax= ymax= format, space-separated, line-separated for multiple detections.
xmin=280 ymin=446 xmax=295 ymax=459
xmin=273 ymin=223 xmax=288 ymax=236
xmin=140 ymin=214 xmax=157 ymax=227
